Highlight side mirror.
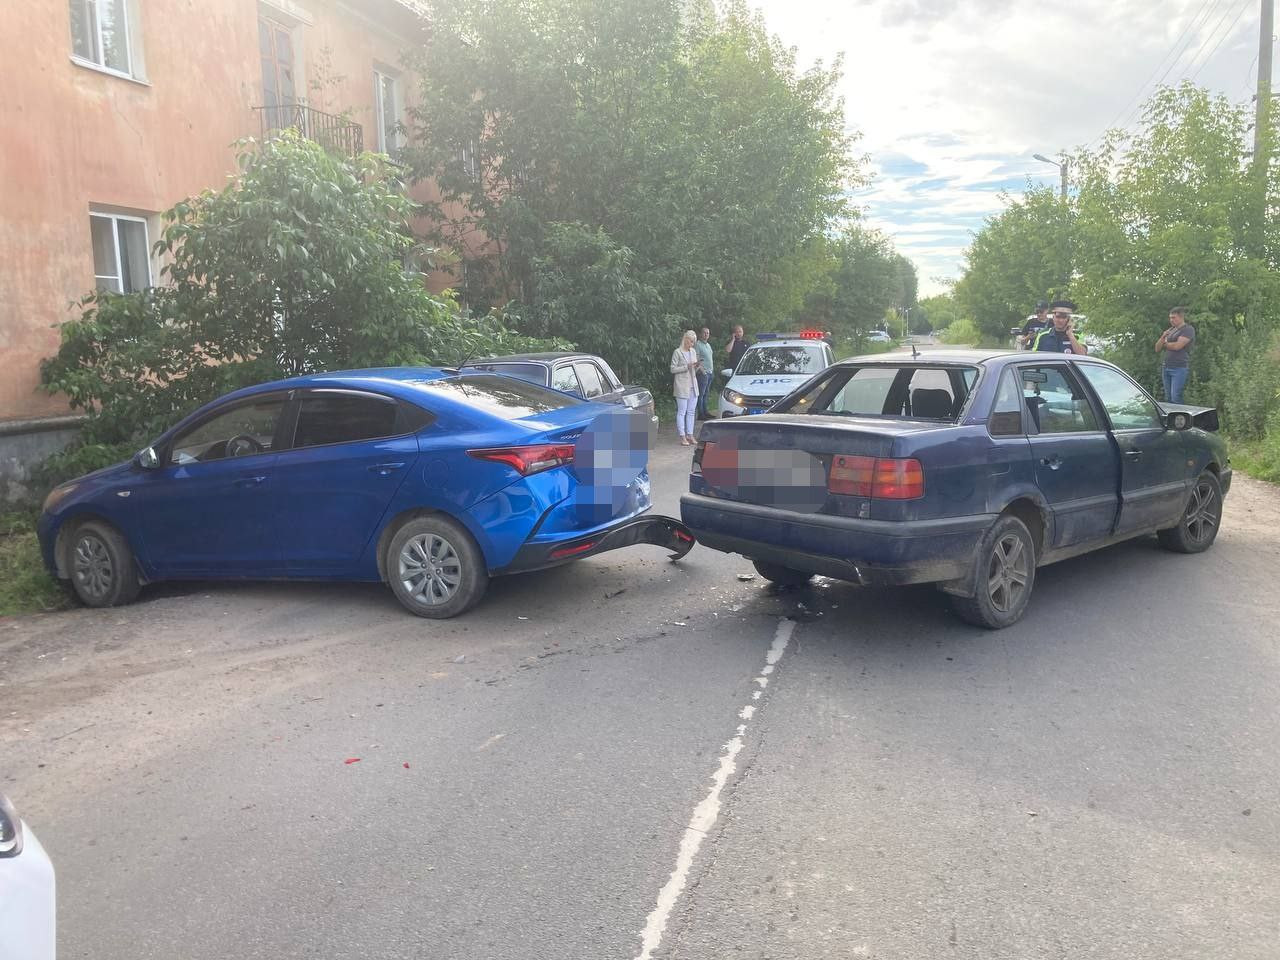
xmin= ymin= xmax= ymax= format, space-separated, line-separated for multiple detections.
xmin=137 ymin=446 xmax=161 ymax=469
xmin=720 ymin=368 xmax=733 ymax=379
xmin=1166 ymin=411 xmax=1192 ymax=431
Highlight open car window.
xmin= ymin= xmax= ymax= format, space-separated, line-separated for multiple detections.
xmin=170 ymin=395 xmax=285 ymax=464
xmin=780 ymin=364 xmax=979 ymax=421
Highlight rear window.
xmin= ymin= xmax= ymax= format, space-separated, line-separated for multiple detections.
xmin=415 ymin=374 xmax=582 ymax=418
xmin=463 ymin=362 xmax=547 ymax=386
xmin=736 ymin=344 xmax=825 ymax=376
xmin=779 ymin=364 xmax=979 ymax=420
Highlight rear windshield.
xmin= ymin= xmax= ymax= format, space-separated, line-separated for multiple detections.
xmin=463 ymin=362 xmax=547 ymax=386
xmin=736 ymin=344 xmax=825 ymax=376
xmin=414 ymin=375 xmax=582 ymax=418
xmin=777 ymin=364 xmax=980 ymax=421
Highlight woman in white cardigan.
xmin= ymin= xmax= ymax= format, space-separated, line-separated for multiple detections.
xmin=670 ymin=329 xmax=702 ymax=445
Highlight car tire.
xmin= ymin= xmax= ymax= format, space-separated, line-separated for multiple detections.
xmin=950 ymin=514 xmax=1036 ymax=630
xmin=1157 ymin=470 xmax=1223 ymax=554
xmin=64 ymin=519 xmax=141 ymax=609
xmin=753 ymin=559 xmax=813 ymax=587
xmin=385 ymin=515 xmax=489 ymax=619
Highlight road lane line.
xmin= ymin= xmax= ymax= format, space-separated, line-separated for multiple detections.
xmin=634 ymin=617 xmax=796 ymax=960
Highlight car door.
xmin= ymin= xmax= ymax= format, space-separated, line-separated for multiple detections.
xmin=1018 ymin=362 xmax=1120 ymax=548
xmin=271 ymin=389 xmax=422 ymax=574
xmin=1077 ymin=363 xmax=1188 ymax=535
xmin=131 ymin=393 xmax=288 ymax=576
xmin=584 ymin=359 xmax=626 ymax=405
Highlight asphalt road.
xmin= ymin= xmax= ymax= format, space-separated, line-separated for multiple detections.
xmin=3 ymin=429 xmax=1279 ymax=959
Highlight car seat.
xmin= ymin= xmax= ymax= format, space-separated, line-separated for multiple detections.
xmin=910 ymin=388 xmax=954 ymax=419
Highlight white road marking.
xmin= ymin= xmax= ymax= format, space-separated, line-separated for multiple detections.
xmin=633 ymin=618 xmax=796 ymax=960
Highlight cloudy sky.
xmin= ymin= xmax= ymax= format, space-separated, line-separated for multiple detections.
xmin=750 ymin=0 xmax=1267 ymax=294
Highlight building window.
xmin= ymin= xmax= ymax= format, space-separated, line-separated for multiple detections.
xmin=373 ymin=69 xmax=401 ymax=154
xmin=90 ymin=213 xmax=151 ymax=293
xmin=259 ymin=15 xmax=297 ymax=124
xmin=70 ymin=0 xmax=141 ymax=77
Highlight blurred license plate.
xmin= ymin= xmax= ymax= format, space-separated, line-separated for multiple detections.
xmin=746 ymin=407 xmax=766 ymax=415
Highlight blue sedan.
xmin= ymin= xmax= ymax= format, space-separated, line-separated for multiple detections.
xmin=681 ymin=351 xmax=1230 ymax=628
xmin=38 ymin=368 xmax=692 ymax=618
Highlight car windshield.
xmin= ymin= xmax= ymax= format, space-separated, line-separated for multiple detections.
xmin=414 ymin=374 xmax=582 ymax=418
xmin=778 ymin=363 xmax=980 ymax=420
xmin=463 ymin=362 xmax=547 ymax=386
xmin=736 ymin=345 xmax=825 ymax=376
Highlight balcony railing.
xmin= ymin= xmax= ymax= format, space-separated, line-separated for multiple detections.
xmin=254 ymin=101 xmax=363 ymax=158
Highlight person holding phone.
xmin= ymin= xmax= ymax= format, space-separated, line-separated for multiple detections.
xmin=1154 ymin=306 xmax=1195 ymax=403
xmin=670 ymin=329 xmax=702 ymax=445
xmin=1033 ymin=300 xmax=1087 ymax=355
xmin=725 ymin=325 xmax=750 ymax=373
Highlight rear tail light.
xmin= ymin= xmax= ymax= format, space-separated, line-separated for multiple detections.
xmin=691 ymin=440 xmax=711 ymax=475
xmin=550 ymin=540 xmax=598 ymax=559
xmin=468 ymin=444 xmax=575 ymax=476
xmin=828 ymin=456 xmax=924 ymax=500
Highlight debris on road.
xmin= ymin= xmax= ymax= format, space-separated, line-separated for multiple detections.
xmin=403 ymin=762 xmax=410 ymax=769
xmin=344 ymin=757 xmax=361 ymax=765
xmin=737 ymin=573 xmax=755 ymax=581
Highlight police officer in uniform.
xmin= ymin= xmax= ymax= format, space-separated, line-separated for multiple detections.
xmin=1033 ymin=300 xmax=1087 ymax=355
xmin=1020 ymin=300 xmax=1050 ymax=349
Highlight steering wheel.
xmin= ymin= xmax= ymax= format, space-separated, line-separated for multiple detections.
xmin=226 ymin=434 xmax=264 ymax=458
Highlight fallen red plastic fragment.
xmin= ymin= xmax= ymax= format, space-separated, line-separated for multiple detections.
xmin=344 ymin=758 xmax=361 ymax=765
xmin=403 ymin=762 xmax=410 ymax=769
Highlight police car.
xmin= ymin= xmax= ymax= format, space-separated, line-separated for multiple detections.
xmin=719 ymin=332 xmax=835 ymax=417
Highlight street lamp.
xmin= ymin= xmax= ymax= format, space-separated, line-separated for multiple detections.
xmin=1033 ymin=153 xmax=1069 ymax=200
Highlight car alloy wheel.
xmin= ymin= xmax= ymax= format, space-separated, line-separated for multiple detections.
xmin=72 ymin=532 xmax=115 ymax=602
xmin=1183 ymin=477 xmax=1220 ymax=545
xmin=398 ymin=533 xmax=463 ymax=606
xmin=986 ymin=531 xmax=1029 ymax=615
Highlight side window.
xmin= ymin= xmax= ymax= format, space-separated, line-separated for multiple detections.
xmin=1078 ymin=364 xmax=1163 ymax=430
xmin=988 ymin=369 xmax=1025 ymax=437
xmin=292 ymin=393 xmax=401 ymax=449
xmin=574 ymin=362 xmax=605 ymax=399
xmin=551 ymin=365 xmax=582 ymax=396
xmin=170 ymin=396 xmax=284 ymax=464
xmin=1019 ymin=365 xmax=1100 ymax=434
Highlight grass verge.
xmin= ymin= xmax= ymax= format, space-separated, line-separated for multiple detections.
xmin=0 ymin=508 xmax=69 ymax=617
xmin=1229 ymin=434 xmax=1280 ymax=485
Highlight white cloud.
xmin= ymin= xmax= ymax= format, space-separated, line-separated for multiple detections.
xmin=749 ymin=0 xmax=1265 ymax=294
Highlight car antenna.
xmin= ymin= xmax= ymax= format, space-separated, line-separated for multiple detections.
xmin=911 ymin=342 xmax=920 ymax=359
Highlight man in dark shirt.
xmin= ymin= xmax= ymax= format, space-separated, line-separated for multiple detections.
xmin=1154 ymin=306 xmax=1195 ymax=402
xmin=1033 ymin=300 xmax=1087 ymax=355
xmin=725 ymin=325 xmax=750 ymax=372
xmin=1020 ymin=300 xmax=1050 ymax=348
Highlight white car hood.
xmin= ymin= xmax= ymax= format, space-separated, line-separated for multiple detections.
xmin=725 ymin=372 xmax=813 ymax=399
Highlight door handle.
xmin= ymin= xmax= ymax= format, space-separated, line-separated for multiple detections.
xmin=1039 ymin=455 xmax=1063 ymax=470
xmin=368 ymin=461 xmax=407 ymax=476
xmin=234 ymin=475 xmax=268 ymax=488
xmin=1124 ymin=449 xmax=1144 ymax=461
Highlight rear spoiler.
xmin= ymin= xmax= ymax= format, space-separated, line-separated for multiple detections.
xmin=1158 ymin=402 xmax=1219 ymax=432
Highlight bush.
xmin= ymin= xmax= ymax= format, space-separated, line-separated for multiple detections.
xmin=0 ymin=509 xmax=67 ymax=616
xmin=39 ymin=134 xmax=561 ymax=488
xmin=939 ymin=317 xmax=982 ymax=345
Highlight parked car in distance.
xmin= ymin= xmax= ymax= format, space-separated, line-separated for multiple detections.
xmin=683 ymin=350 xmax=1230 ymax=628
xmin=0 ymin=793 xmax=56 ymax=960
xmin=866 ymin=330 xmax=893 ymax=343
xmin=720 ymin=332 xmax=835 ymax=417
xmin=38 ymin=368 xmax=692 ymax=619
xmin=461 ymin=352 xmax=657 ymax=425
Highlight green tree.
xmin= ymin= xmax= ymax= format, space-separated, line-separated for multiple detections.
xmin=40 ymin=134 xmax=556 ymax=483
xmin=952 ymin=185 xmax=1072 ymax=343
xmin=405 ymin=0 xmax=856 ymax=388
xmin=813 ymin=226 xmax=914 ymax=345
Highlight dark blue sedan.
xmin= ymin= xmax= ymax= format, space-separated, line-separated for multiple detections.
xmin=681 ymin=351 xmax=1230 ymax=628
xmin=38 ymin=368 xmax=691 ymax=618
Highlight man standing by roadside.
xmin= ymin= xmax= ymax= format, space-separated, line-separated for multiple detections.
xmin=694 ymin=327 xmax=714 ymax=419
xmin=1155 ymin=306 xmax=1195 ymax=403
xmin=1020 ymin=300 xmax=1050 ymax=349
xmin=725 ymin=325 xmax=750 ymax=374
xmin=1033 ymin=300 xmax=1088 ymax=355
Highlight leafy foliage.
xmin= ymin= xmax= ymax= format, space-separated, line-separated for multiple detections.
xmin=801 ymin=226 xmax=917 ymax=345
xmin=39 ymin=134 xmax=557 ymax=487
xmin=406 ymin=0 xmax=857 ymax=389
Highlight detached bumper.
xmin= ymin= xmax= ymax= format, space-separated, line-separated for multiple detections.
xmin=680 ymin=493 xmax=992 ymax=587
xmin=498 ymin=514 xmax=695 ymax=574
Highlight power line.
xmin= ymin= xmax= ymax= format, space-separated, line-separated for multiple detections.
xmin=1186 ymin=0 xmax=1255 ymax=81
xmin=1088 ymin=0 xmax=1225 ymax=149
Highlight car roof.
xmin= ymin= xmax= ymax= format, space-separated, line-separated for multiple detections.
xmin=833 ymin=349 xmax=1121 ymax=370
xmin=746 ymin=339 xmax=828 ymax=349
xmin=463 ymin=352 xmax=594 ymax=363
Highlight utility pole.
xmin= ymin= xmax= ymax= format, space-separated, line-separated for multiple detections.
xmin=1058 ymin=157 xmax=1069 ymax=202
xmin=1253 ymin=0 xmax=1274 ymax=255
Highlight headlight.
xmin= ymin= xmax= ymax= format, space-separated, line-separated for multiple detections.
xmin=0 ymin=793 xmax=23 ymax=858
xmin=722 ymin=389 xmax=745 ymax=406
xmin=41 ymin=483 xmax=78 ymax=513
